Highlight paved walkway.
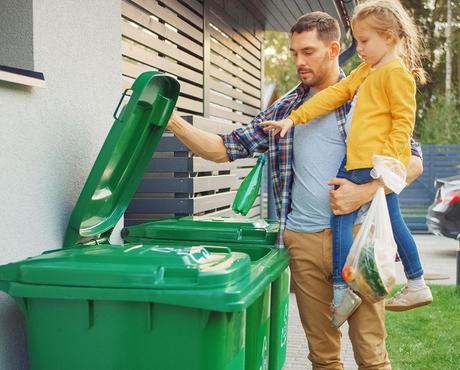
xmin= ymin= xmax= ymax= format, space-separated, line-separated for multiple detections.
xmin=284 ymin=234 xmax=458 ymax=369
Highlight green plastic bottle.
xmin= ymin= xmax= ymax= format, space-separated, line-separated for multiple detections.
xmin=232 ymin=155 xmax=266 ymax=216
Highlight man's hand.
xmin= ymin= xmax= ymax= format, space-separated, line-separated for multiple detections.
xmin=261 ymin=118 xmax=294 ymax=137
xmin=328 ymin=178 xmax=379 ymax=215
xmin=166 ymin=111 xmax=229 ymax=162
xmin=166 ymin=111 xmax=180 ymax=130
xmin=328 ymin=155 xmax=423 ymax=215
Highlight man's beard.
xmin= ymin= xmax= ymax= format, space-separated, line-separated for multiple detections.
xmin=297 ymin=68 xmax=317 ymax=86
xmin=298 ymin=55 xmax=329 ymax=88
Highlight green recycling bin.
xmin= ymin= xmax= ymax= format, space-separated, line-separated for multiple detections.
xmin=0 ymin=70 xmax=283 ymax=370
xmin=122 ymin=217 xmax=291 ymax=370
xmin=0 ymin=244 xmax=267 ymax=370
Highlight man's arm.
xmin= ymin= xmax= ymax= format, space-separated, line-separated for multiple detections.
xmin=167 ymin=112 xmax=229 ymax=163
xmin=329 ymin=155 xmax=423 ymax=215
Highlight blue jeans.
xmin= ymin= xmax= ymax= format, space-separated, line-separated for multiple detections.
xmin=331 ymin=157 xmax=424 ymax=285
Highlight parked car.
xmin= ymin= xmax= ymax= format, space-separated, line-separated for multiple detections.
xmin=426 ymin=175 xmax=460 ymax=240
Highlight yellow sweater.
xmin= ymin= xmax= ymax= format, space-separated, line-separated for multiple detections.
xmin=289 ymin=60 xmax=416 ymax=170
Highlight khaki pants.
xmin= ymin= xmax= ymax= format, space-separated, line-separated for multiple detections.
xmin=284 ymin=227 xmax=391 ymax=370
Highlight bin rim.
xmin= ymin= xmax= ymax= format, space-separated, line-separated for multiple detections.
xmin=122 ymin=216 xmax=280 ymax=245
xmin=2 ymin=258 xmax=288 ymax=312
xmin=0 ymin=244 xmax=289 ymax=312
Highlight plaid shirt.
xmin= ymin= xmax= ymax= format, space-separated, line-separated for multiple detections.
xmin=221 ymin=71 xmax=422 ymax=247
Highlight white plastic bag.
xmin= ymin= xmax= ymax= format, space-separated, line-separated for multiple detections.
xmin=371 ymin=154 xmax=407 ymax=194
xmin=342 ymin=155 xmax=406 ymax=302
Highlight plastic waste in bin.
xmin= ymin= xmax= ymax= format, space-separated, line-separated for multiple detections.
xmin=122 ymin=216 xmax=290 ymax=370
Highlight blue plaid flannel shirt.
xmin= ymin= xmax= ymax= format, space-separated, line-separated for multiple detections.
xmin=221 ymin=71 xmax=422 ymax=247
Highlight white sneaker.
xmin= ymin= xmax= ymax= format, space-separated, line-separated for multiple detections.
xmin=385 ymin=285 xmax=433 ymax=312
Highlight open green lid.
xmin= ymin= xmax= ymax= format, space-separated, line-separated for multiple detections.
xmin=122 ymin=216 xmax=279 ymax=245
xmin=63 ymin=72 xmax=180 ymax=248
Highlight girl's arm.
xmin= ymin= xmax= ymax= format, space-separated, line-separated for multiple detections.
xmin=289 ymin=62 xmax=370 ymax=125
xmin=381 ymin=67 xmax=417 ymax=160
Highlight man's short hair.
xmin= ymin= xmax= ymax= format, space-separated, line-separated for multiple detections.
xmin=290 ymin=11 xmax=341 ymax=43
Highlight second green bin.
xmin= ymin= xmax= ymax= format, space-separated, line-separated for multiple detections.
xmin=122 ymin=216 xmax=290 ymax=370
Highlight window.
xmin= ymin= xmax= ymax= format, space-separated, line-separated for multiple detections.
xmin=0 ymin=0 xmax=46 ymax=87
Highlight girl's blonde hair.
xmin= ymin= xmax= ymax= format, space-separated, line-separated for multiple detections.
xmin=352 ymin=0 xmax=427 ymax=84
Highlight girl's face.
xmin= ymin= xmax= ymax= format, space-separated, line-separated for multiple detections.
xmin=353 ymin=19 xmax=395 ymax=67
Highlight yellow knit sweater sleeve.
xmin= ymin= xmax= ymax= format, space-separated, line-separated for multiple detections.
xmin=381 ymin=67 xmax=416 ymax=160
xmin=289 ymin=63 xmax=370 ymax=125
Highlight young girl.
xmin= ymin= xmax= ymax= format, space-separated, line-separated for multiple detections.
xmin=262 ymin=0 xmax=432 ymax=328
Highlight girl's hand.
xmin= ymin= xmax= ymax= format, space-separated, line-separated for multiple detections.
xmin=261 ymin=118 xmax=294 ymax=137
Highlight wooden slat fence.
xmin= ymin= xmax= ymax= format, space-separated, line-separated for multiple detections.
xmin=121 ymin=0 xmax=265 ymax=225
xmin=125 ymin=116 xmax=259 ymax=225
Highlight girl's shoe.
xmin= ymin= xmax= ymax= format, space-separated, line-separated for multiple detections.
xmin=331 ymin=288 xmax=362 ymax=328
xmin=385 ymin=285 xmax=433 ymax=311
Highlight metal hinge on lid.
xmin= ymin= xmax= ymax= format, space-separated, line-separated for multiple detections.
xmin=78 ymin=231 xmax=112 ymax=246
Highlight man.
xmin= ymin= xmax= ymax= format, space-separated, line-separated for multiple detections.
xmin=168 ymin=12 xmax=423 ymax=370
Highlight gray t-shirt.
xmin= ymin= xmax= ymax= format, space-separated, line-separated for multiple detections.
xmin=286 ymin=92 xmax=362 ymax=233
xmin=286 ymin=102 xmax=346 ymax=231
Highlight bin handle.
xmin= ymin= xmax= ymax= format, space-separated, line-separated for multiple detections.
xmin=113 ymin=89 xmax=132 ymax=121
xmin=200 ymin=246 xmax=232 ymax=255
xmin=239 ymin=227 xmax=266 ymax=237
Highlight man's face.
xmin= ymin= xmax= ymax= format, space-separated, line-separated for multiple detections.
xmin=290 ymin=30 xmax=335 ymax=87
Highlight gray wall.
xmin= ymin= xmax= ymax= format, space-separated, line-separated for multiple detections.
xmin=0 ymin=1 xmax=121 ymax=368
xmin=0 ymin=0 xmax=34 ymax=70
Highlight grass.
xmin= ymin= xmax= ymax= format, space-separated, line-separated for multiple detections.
xmin=385 ymin=285 xmax=460 ymax=370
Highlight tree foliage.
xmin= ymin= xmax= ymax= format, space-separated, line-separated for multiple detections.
xmin=417 ymin=95 xmax=460 ymax=144
xmin=263 ymin=1 xmax=460 ymax=144
xmin=263 ymin=31 xmax=298 ymax=96
xmin=399 ymin=0 xmax=460 ymax=143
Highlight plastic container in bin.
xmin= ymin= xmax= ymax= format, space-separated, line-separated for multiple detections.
xmin=122 ymin=216 xmax=291 ymax=370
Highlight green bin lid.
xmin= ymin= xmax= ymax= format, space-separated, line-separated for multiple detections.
xmin=63 ymin=72 xmax=180 ymax=248
xmin=122 ymin=216 xmax=280 ymax=245
xmin=0 ymin=243 xmax=283 ymax=311
xmin=0 ymin=244 xmax=250 ymax=290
